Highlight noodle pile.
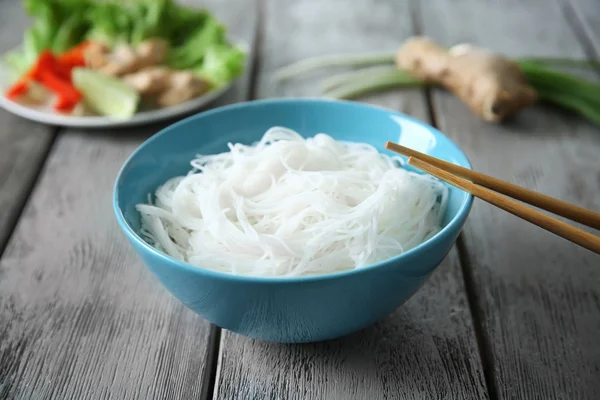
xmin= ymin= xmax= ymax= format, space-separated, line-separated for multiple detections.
xmin=136 ymin=127 xmax=448 ymax=277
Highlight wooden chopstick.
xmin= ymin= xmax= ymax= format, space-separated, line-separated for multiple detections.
xmin=406 ymin=156 xmax=600 ymax=255
xmin=385 ymin=141 xmax=600 ymax=230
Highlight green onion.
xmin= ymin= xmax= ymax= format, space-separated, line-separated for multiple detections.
xmin=519 ymin=61 xmax=600 ymax=126
xmin=320 ymin=66 xmax=414 ymax=92
xmin=275 ymin=52 xmax=395 ymax=81
xmin=323 ymin=68 xmax=423 ymax=99
xmin=518 ymin=57 xmax=600 ymax=71
xmin=519 ymin=61 xmax=600 ymax=104
xmin=534 ymin=87 xmax=600 ymax=127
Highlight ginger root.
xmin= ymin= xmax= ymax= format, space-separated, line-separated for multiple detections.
xmin=396 ymin=36 xmax=537 ymax=122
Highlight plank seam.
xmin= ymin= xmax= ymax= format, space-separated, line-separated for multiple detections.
xmin=246 ymin=0 xmax=266 ymax=101
xmin=208 ymin=0 xmax=265 ymax=398
xmin=407 ymin=0 xmax=440 ymax=128
xmin=0 ymin=127 xmax=59 ymax=259
xmin=424 ymin=57 xmax=500 ymax=400
xmin=200 ymin=325 xmax=223 ymax=400
xmin=409 ymin=1 xmax=498 ymax=399
xmin=456 ymin=235 xmax=499 ymax=400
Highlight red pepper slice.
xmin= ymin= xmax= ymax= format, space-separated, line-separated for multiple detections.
xmin=5 ymin=43 xmax=92 ymax=109
xmin=5 ymin=79 xmax=29 ymax=100
xmin=5 ymin=50 xmax=55 ymax=99
xmin=39 ymin=74 xmax=80 ymax=102
xmin=57 ymin=41 xmax=92 ymax=72
xmin=54 ymin=95 xmax=79 ymax=112
xmin=29 ymin=50 xmax=55 ymax=80
xmin=37 ymin=67 xmax=82 ymax=112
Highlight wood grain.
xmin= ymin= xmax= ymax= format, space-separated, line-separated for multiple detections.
xmin=0 ymin=0 xmax=257 ymax=399
xmin=213 ymin=1 xmax=488 ymax=399
xmin=0 ymin=0 xmax=56 ymax=253
xmin=0 ymin=133 xmax=213 ymax=400
xmin=418 ymin=0 xmax=600 ymax=398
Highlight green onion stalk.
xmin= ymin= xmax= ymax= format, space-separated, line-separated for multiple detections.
xmin=275 ymin=52 xmax=600 ymax=127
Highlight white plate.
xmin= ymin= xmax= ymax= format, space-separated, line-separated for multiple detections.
xmin=0 ymin=43 xmax=246 ymax=129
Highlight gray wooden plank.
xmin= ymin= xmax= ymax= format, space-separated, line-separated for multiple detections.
xmin=213 ymin=1 xmax=489 ymax=399
xmin=0 ymin=133 xmax=214 ymax=400
xmin=0 ymin=0 xmax=257 ymax=398
xmin=0 ymin=0 xmax=56 ymax=252
xmin=565 ymin=0 xmax=600 ymax=55
xmin=418 ymin=0 xmax=600 ymax=398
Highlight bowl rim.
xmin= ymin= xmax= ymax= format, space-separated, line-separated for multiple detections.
xmin=113 ymin=98 xmax=474 ymax=283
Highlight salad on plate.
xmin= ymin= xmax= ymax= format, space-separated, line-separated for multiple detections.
xmin=2 ymin=0 xmax=246 ymax=121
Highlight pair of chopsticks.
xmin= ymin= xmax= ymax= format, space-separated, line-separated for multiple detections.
xmin=384 ymin=141 xmax=600 ymax=255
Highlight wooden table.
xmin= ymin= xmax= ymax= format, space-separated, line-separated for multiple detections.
xmin=1 ymin=0 xmax=599 ymax=399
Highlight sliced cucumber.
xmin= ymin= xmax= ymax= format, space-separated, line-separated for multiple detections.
xmin=72 ymin=68 xmax=140 ymax=119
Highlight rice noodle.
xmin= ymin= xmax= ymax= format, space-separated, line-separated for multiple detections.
xmin=136 ymin=127 xmax=449 ymax=277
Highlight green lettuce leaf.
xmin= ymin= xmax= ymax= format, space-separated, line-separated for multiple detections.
xmin=7 ymin=0 xmax=246 ymax=88
xmin=194 ymin=44 xmax=246 ymax=87
xmin=168 ymin=17 xmax=227 ymax=70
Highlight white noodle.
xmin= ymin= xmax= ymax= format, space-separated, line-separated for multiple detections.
xmin=136 ymin=127 xmax=449 ymax=277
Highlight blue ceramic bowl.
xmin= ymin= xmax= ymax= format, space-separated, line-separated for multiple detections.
xmin=113 ymin=99 xmax=473 ymax=343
